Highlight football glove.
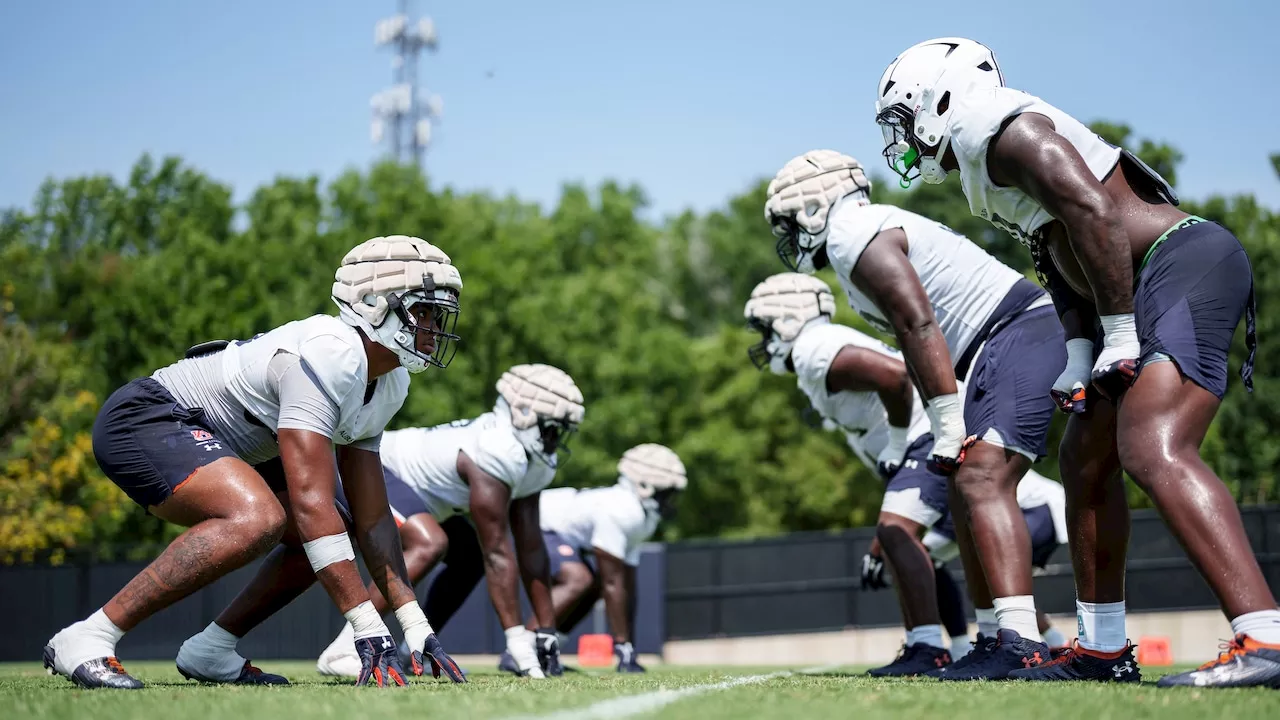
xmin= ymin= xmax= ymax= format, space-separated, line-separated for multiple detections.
xmin=535 ymin=628 xmax=564 ymax=677
xmin=614 ymin=641 xmax=646 ymax=673
xmin=860 ymin=553 xmax=889 ymax=590
xmin=1091 ymin=314 xmax=1141 ymax=400
xmin=410 ymin=633 xmax=466 ymax=683
xmin=924 ymin=393 xmax=967 ymax=474
xmin=354 ymin=635 xmax=408 ymax=688
xmin=876 ymin=426 xmax=910 ymax=479
xmin=1051 ymin=338 xmax=1094 ymax=414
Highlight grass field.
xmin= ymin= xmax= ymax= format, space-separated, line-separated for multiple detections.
xmin=5 ymin=660 xmax=1279 ymax=720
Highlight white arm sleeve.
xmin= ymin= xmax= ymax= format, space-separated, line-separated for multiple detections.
xmin=270 ymin=352 xmax=341 ymax=440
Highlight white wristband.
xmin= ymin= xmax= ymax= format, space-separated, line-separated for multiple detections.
xmin=1099 ymin=313 xmax=1138 ymax=347
xmin=395 ymin=602 xmax=434 ymax=655
xmin=302 ymin=533 xmax=355 ymax=573
xmin=344 ymin=600 xmax=391 ymax=641
xmin=886 ymin=425 xmax=909 ymax=449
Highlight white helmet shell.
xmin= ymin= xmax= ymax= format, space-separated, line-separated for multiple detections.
xmin=743 ymin=273 xmax=837 ymax=374
xmin=765 ymin=150 xmax=871 ymax=273
xmin=495 ymin=363 xmax=585 ymax=466
xmin=332 ymin=235 xmax=464 ymax=374
xmin=875 ymin=38 xmax=1004 ymax=185
xmin=618 ymin=444 xmax=687 ymax=501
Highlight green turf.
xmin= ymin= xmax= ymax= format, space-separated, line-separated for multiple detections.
xmin=4 ymin=660 xmax=1278 ymax=720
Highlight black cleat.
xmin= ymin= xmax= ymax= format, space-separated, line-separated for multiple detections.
xmin=937 ymin=629 xmax=1050 ymax=681
xmin=927 ymin=634 xmax=996 ymax=678
xmin=1008 ymin=641 xmax=1140 ymax=683
xmin=177 ymin=659 xmax=289 ymax=685
xmin=1157 ymin=635 xmax=1280 ymax=688
xmin=44 ymin=646 xmax=144 ymax=690
xmin=868 ymin=643 xmax=952 ymax=677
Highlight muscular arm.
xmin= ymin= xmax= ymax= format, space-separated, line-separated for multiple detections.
xmin=510 ymin=492 xmax=555 ymax=628
xmin=462 ymin=451 xmax=522 ymax=629
xmin=988 ymin=113 xmax=1133 ymax=314
xmin=595 ymin=549 xmax=633 ymax=643
xmin=826 ymin=345 xmax=913 ymax=428
xmin=337 ymin=444 xmax=417 ymax=611
xmin=279 ymin=428 xmax=368 ymax=612
xmin=851 ymin=228 xmax=958 ymax=401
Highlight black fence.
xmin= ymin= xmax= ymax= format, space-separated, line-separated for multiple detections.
xmin=664 ymin=505 xmax=1280 ymax=640
xmin=0 ymin=549 xmax=666 ymax=663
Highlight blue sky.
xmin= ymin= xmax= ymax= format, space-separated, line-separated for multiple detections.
xmin=2 ymin=0 xmax=1276 ymax=220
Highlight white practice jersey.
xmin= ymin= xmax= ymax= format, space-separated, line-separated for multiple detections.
xmin=950 ymin=86 xmax=1122 ymax=246
xmin=790 ymin=322 xmax=932 ymax=469
xmin=539 ymin=484 xmax=658 ymax=567
xmin=152 ymin=315 xmax=409 ymax=465
xmin=380 ymin=412 xmax=555 ymax=520
xmin=1016 ymin=470 xmax=1069 ymax=545
xmin=824 ymin=201 xmax=1030 ymax=364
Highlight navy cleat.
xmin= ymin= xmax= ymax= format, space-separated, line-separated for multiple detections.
xmin=927 ymin=634 xmax=996 ymax=678
xmin=177 ymin=659 xmax=289 ymax=685
xmin=44 ymin=646 xmax=143 ymax=690
xmin=411 ymin=633 xmax=467 ymax=683
xmin=868 ymin=643 xmax=951 ymax=677
xmin=937 ymin=629 xmax=1050 ymax=681
xmin=1156 ymin=635 xmax=1280 ymax=688
xmin=1008 ymin=641 xmax=1140 ymax=683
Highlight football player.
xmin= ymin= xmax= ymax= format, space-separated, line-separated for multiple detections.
xmin=532 ymin=444 xmax=688 ymax=673
xmin=745 ymin=272 xmax=958 ymax=676
xmin=875 ymin=37 xmax=1278 ymax=687
xmin=766 ymin=152 xmax=1067 ymax=680
xmin=43 ymin=236 xmax=465 ymax=689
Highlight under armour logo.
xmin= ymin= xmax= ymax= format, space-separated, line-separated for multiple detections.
xmin=1021 ymin=651 xmax=1043 ymax=667
xmin=1114 ymin=661 xmax=1135 ymax=677
xmin=202 ymin=442 xmax=222 ymax=452
xmin=381 ymin=638 xmax=393 ymax=650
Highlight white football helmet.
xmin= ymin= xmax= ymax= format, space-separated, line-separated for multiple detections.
xmin=495 ymin=363 xmax=585 ymax=468
xmin=874 ymin=37 xmax=1004 ymax=186
xmin=331 ymin=235 xmax=464 ymax=374
xmin=743 ymin=273 xmax=837 ymax=375
xmin=618 ymin=444 xmax=687 ymax=515
xmin=764 ymin=150 xmax=872 ymax=273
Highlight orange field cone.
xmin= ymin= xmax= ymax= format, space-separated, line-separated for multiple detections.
xmin=577 ymin=633 xmax=616 ymax=667
xmin=1137 ymin=636 xmax=1173 ymax=666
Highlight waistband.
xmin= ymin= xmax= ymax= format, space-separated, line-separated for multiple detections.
xmin=1135 ymin=215 xmax=1208 ymax=279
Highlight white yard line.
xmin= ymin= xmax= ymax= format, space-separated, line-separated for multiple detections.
xmin=507 ymin=664 xmax=842 ymax=720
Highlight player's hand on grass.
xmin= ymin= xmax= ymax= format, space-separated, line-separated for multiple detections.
xmin=411 ymin=633 xmax=467 ymax=683
xmin=614 ymin=641 xmax=645 ymax=673
xmin=535 ymin=628 xmax=563 ymax=677
xmin=354 ymin=636 xmax=408 ymax=687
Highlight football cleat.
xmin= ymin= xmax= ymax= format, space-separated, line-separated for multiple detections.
xmin=1008 ymin=641 xmax=1141 ymax=683
xmin=1156 ymin=635 xmax=1280 ymax=688
xmin=868 ymin=643 xmax=951 ymax=677
xmin=178 ymin=659 xmax=289 ymax=685
xmin=354 ymin=635 xmax=408 ymax=688
xmin=615 ymin=641 xmax=646 ymax=673
xmin=936 ymin=629 xmax=1050 ymax=681
xmin=44 ymin=646 xmax=143 ymax=690
xmin=927 ymin=633 xmax=996 ymax=678
xmin=498 ymin=649 xmax=522 ymax=676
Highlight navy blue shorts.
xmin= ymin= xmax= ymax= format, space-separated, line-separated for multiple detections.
xmin=334 ymin=465 xmax=430 ymax=526
xmin=1023 ymin=504 xmax=1060 ymax=569
xmin=965 ymin=304 xmax=1065 ymax=459
xmin=92 ymin=377 xmax=239 ymax=509
xmin=1131 ymin=219 xmax=1255 ymax=399
xmin=544 ymin=530 xmax=595 ymax=577
xmin=881 ymin=433 xmax=951 ymax=526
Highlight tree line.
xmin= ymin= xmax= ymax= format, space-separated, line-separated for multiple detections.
xmin=3 ymin=124 xmax=1278 ymax=563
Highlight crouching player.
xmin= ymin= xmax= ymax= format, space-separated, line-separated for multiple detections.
xmin=745 ymin=272 xmax=960 ymax=676
xmin=44 ymin=236 xmax=464 ymax=689
xmin=531 ymin=443 xmax=688 ymax=673
xmin=303 ymin=364 xmax=585 ymax=680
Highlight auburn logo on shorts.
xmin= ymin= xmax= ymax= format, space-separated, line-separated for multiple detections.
xmin=558 ymin=544 xmax=575 ymax=557
xmin=190 ymin=429 xmax=213 ymax=442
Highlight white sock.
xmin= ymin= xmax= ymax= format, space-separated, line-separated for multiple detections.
xmin=84 ymin=609 xmax=127 ymax=647
xmin=54 ymin=608 xmax=126 ymax=672
xmin=1043 ymin=626 xmax=1067 ymax=648
xmin=951 ymin=636 xmax=972 ymax=658
xmin=905 ymin=624 xmax=946 ymax=650
xmin=993 ymin=596 xmax=1042 ymax=642
xmin=1231 ymin=609 xmax=1280 ymax=645
xmin=975 ymin=607 xmax=998 ymax=638
xmin=179 ymin=622 xmax=246 ymax=681
xmin=344 ymin=601 xmax=391 ymax=641
xmin=1076 ymin=600 xmax=1127 ymax=652
xmin=394 ymin=602 xmax=434 ymax=655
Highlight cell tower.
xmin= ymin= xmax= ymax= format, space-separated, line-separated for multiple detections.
xmin=371 ymin=0 xmax=442 ymax=167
